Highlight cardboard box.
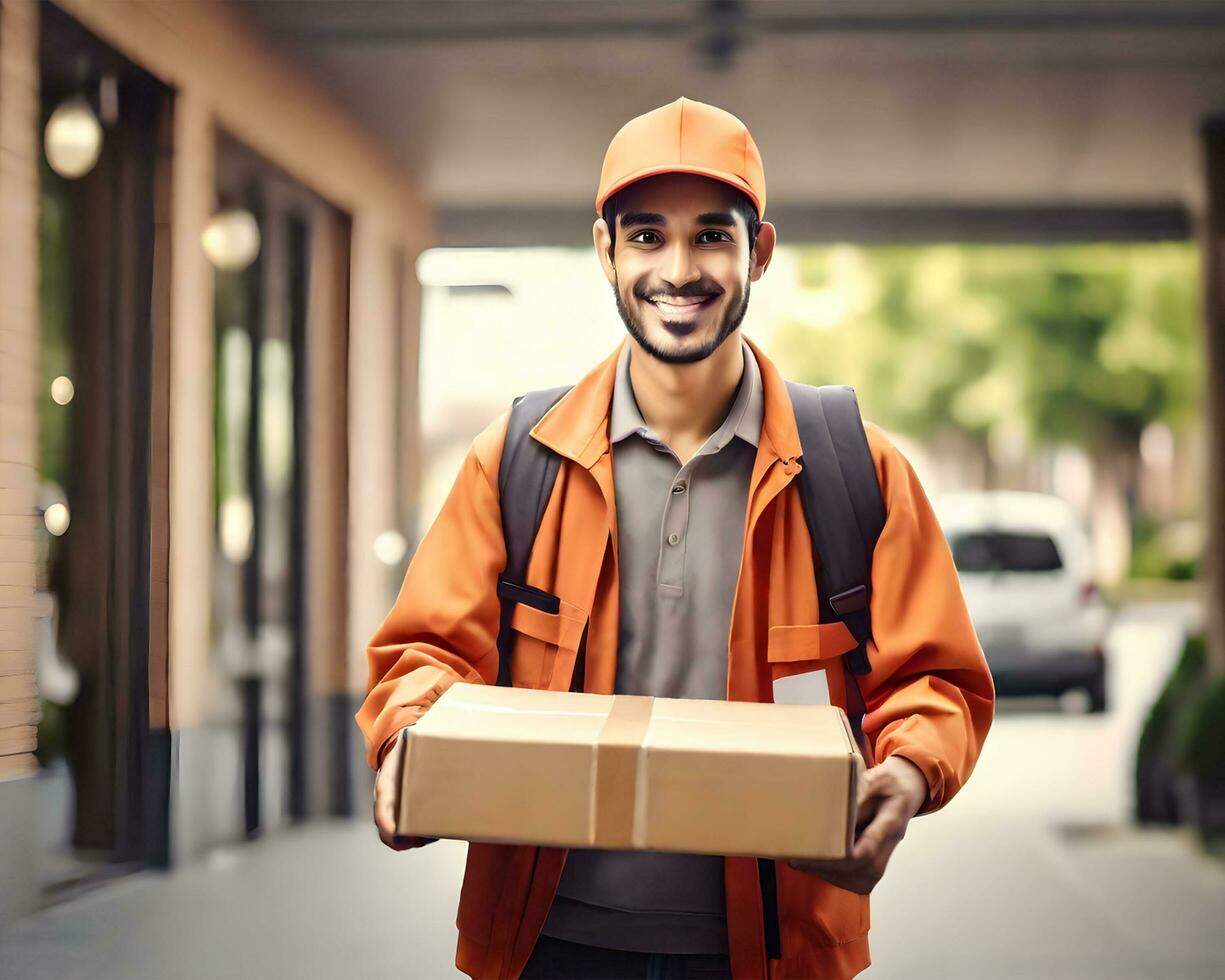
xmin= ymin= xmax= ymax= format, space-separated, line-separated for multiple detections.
xmin=395 ymin=681 xmax=864 ymax=860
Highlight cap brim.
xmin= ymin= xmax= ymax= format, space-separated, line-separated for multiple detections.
xmin=595 ymin=163 xmax=764 ymax=219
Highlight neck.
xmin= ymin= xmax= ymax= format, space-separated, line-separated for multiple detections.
xmin=628 ymin=333 xmax=746 ymax=448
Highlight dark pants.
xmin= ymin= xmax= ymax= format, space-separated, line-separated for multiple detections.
xmin=520 ymin=934 xmax=733 ymax=980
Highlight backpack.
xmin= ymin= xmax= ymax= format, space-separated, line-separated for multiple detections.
xmin=493 ymin=379 xmax=887 ymax=962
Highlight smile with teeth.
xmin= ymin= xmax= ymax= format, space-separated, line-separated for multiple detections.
xmin=649 ymin=295 xmax=716 ymax=316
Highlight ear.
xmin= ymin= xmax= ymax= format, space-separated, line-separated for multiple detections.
xmin=749 ymin=221 xmax=777 ymax=283
xmin=593 ymin=218 xmax=616 ymax=286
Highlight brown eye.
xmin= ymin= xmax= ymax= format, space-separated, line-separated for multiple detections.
xmin=698 ymin=230 xmax=731 ymax=243
xmin=628 ymin=230 xmax=660 ymax=244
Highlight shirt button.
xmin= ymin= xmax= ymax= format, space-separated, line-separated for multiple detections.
xmin=667 ymin=532 xmax=680 ymax=546
xmin=671 ymin=481 xmax=687 ymax=494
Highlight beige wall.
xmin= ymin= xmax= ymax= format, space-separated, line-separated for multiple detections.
xmin=347 ymin=217 xmax=410 ymax=695
xmin=0 ymin=0 xmax=42 ymax=928
xmin=0 ymin=0 xmax=42 ymax=782
xmin=306 ymin=208 xmax=351 ymax=701
xmin=167 ymin=89 xmax=217 ymax=730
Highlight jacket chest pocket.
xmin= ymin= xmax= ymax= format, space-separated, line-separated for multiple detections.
xmin=509 ymin=597 xmax=589 ymax=691
xmin=766 ymin=623 xmax=859 ymax=706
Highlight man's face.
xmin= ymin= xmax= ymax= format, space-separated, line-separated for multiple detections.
xmin=594 ymin=173 xmax=775 ymax=365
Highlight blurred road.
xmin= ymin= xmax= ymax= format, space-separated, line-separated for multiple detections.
xmin=869 ymin=600 xmax=1225 ymax=979
xmin=2 ymin=602 xmax=1223 ymax=980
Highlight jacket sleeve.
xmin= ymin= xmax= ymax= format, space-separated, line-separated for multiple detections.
xmin=856 ymin=422 xmax=996 ymax=815
xmin=354 ymin=412 xmax=510 ymax=774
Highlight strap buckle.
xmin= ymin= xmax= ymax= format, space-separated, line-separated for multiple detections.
xmin=497 ymin=577 xmax=561 ymax=615
xmin=828 ymin=584 xmax=868 ymax=617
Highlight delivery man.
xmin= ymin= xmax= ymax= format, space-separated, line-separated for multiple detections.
xmin=357 ymin=97 xmax=995 ymax=979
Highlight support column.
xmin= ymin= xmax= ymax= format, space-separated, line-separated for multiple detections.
xmin=305 ymin=207 xmax=352 ymax=817
xmin=166 ymin=90 xmax=218 ymax=865
xmin=347 ymin=214 xmax=419 ymax=789
xmin=167 ymin=91 xmax=216 ymax=733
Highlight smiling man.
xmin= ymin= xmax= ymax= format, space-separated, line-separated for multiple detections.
xmin=359 ymin=97 xmax=994 ymax=979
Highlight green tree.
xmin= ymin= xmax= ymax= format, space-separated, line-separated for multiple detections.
xmin=773 ymin=242 xmax=1201 ymax=577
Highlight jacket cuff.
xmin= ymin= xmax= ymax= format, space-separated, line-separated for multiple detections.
xmin=374 ymin=711 xmax=421 ymax=770
xmin=369 ymin=676 xmax=455 ymax=771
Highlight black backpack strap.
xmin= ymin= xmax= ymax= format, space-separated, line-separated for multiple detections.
xmin=784 ymin=382 xmax=887 ymax=748
xmin=494 ymin=386 xmax=573 ymax=687
xmin=758 ymin=383 xmax=885 ymax=962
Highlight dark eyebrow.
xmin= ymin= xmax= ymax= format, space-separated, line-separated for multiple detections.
xmin=620 ymin=211 xmax=666 ymax=229
xmin=619 ymin=210 xmax=738 ymax=231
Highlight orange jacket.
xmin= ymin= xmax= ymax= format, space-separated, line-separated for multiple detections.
xmin=356 ymin=335 xmax=995 ymax=979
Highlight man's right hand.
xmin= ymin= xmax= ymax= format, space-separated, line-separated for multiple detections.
xmin=373 ymin=728 xmax=438 ymax=851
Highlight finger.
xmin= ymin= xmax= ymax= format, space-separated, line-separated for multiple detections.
xmin=850 ymin=807 xmax=905 ymax=865
xmin=374 ymin=786 xmax=398 ymax=840
xmin=380 ymin=827 xmax=419 ymax=851
xmin=852 ymin=770 xmax=893 ymax=829
xmin=788 ymin=847 xmax=867 ymax=867
xmin=787 ymin=859 xmax=869 ymax=894
xmin=857 ymin=766 xmax=897 ymax=806
xmin=853 ymin=792 xmax=883 ymax=834
xmin=857 ymin=766 xmax=874 ymax=808
xmin=787 ymin=853 xmax=866 ymax=876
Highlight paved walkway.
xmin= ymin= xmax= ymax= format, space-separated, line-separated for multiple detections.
xmin=0 ymin=820 xmax=467 ymax=980
xmin=2 ymin=602 xmax=1222 ymax=979
xmin=1 ymin=815 xmax=1222 ymax=980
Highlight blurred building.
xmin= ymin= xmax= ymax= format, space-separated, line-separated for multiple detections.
xmin=3 ymin=0 xmax=1225 ymax=931
xmin=0 ymin=0 xmax=428 ymax=923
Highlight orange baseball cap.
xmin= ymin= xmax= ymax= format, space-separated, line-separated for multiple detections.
xmin=595 ymin=96 xmax=766 ymax=219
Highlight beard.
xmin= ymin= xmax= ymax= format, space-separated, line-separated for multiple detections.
xmin=613 ymin=274 xmax=751 ymax=365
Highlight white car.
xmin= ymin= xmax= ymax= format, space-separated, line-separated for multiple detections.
xmin=931 ymin=490 xmax=1112 ymax=712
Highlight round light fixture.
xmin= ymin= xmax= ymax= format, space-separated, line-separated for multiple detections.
xmin=44 ymin=502 xmax=71 ymax=536
xmin=373 ymin=529 xmax=408 ymax=566
xmin=50 ymin=375 xmax=75 ymax=405
xmin=201 ymin=209 xmax=261 ymax=272
xmin=44 ymin=96 xmax=104 ymax=179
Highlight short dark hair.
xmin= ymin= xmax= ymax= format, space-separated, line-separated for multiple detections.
xmin=601 ymin=182 xmax=761 ymax=259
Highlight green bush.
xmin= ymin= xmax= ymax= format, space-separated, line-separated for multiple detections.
xmin=1178 ymin=674 xmax=1225 ymax=785
xmin=1138 ymin=634 xmax=1206 ymax=758
xmin=1135 ymin=634 xmax=1206 ymax=823
xmin=1128 ymin=518 xmax=1201 ymax=581
xmin=1166 ymin=557 xmax=1200 ymax=582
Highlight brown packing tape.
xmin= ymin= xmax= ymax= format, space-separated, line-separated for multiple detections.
xmin=592 ymin=694 xmax=653 ymax=848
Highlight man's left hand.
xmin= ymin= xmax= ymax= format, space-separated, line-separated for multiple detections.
xmin=787 ymin=755 xmax=929 ymax=895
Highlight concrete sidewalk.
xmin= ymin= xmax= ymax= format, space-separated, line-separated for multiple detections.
xmin=1 ymin=813 xmax=1222 ymax=980
xmin=0 ymin=820 xmax=469 ymax=980
xmin=868 ymin=812 xmax=1225 ymax=979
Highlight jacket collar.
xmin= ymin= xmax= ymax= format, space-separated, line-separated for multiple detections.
xmin=530 ymin=332 xmax=802 ymax=468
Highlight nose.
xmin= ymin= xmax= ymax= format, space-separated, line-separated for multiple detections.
xmin=659 ymin=239 xmax=701 ymax=290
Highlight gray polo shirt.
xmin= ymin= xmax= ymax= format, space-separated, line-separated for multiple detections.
xmin=539 ymin=337 xmax=763 ymax=955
